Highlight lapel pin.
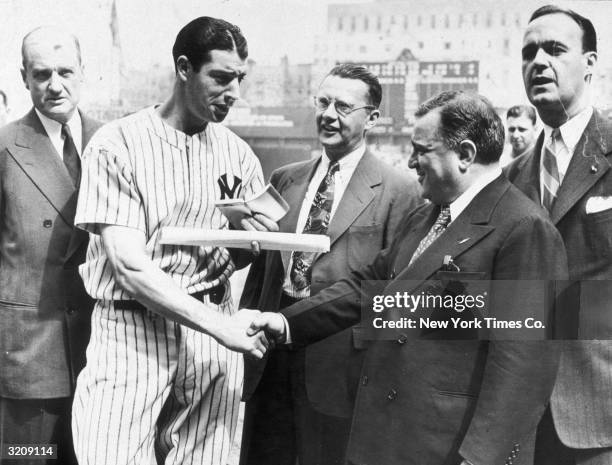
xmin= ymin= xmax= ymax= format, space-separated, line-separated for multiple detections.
xmin=457 ymin=237 xmax=470 ymax=244
xmin=590 ymin=164 xmax=599 ymax=174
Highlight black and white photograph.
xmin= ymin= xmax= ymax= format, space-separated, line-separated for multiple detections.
xmin=1 ymin=1 xmax=612 ymax=464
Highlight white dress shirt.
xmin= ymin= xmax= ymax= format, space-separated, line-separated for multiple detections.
xmin=35 ymin=109 xmax=83 ymax=158
xmin=540 ymin=105 xmax=592 ymax=195
xmin=449 ymin=166 xmax=503 ymax=224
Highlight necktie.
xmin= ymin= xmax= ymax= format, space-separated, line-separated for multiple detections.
xmin=61 ymin=123 xmax=81 ymax=187
xmin=289 ymin=161 xmax=340 ymax=296
xmin=541 ymin=128 xmax=561 ymax=212
xmin=409 ymin=205 xmax=451 ymax=265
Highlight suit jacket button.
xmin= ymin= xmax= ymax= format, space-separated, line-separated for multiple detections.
xmin=387 ymin=389 xmax=397 ymax=400
xmin=361 ymin=375 xmax=368 ymax=386
xmin=389 ymin=270 xmax=396 ymax=279
xmin=43 ymin=219 xmax=53 ymax=228
xmin=66 ymin=306 xmax=76 ymax=315
xmin=397 ymin=334 xmax=408 ymax=344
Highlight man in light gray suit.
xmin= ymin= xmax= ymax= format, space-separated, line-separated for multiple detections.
xmin=240 ymin=64 xmax=421 ymax=465
xmin=506 ymin=5 xmax=612 ymax=464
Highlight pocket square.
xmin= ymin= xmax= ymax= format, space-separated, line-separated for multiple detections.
xmin=585 ymin=196 xmax=612 ymax=214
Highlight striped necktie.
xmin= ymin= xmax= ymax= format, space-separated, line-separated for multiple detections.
xmin=409 ymin=205 xmax=451 ymax=265
xmin=289 ymin=160 xmax=339 ymax=296
xmin=541 ymin=128 xmax=562 ymax=212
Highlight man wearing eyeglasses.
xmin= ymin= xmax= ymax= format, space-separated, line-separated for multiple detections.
xmin=239 ymin=63 xmax=421 ymax=465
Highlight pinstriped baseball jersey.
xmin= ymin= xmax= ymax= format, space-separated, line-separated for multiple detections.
xmin=75 ymin=106 xmax=264 ymax=300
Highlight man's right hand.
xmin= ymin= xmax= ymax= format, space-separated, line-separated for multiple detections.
xmin=216 ymin=309 xmax=270 ymax=359
xmin=247 ymin=312 xmax=287 ymax=343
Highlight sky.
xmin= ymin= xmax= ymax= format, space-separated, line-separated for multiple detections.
xmin=1 ymin=0 xmax=356 ymax=115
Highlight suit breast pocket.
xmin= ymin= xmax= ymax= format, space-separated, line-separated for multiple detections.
xmin=347 ymin=224 xmax=383 ymax=270
xmin=586 ymin=208 xmax=612 ymax=252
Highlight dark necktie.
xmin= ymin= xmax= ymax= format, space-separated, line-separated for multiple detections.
xmin=61 ymin=123 xmax=80 ymax=187
xmin=409 ymin=205 xmax=451 ymax=265
xmin=289 ymin=160 xmax=340 ymax=296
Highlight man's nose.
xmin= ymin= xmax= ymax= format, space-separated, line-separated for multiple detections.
xmin=47 ymin=72 xmax=63 ymax=93
xmin=321 ymin=102 xmax=339 ymax=120
xmin=408 ymin=152 xmax=417 ymax=169
xmin=225 ymin=78 xmax=241 ymax=104
xmin=532 ymin=47 xmax=550 ymax=67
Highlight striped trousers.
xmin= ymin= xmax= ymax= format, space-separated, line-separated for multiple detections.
xmin=72 ymin=300 xmax=243 ymax=465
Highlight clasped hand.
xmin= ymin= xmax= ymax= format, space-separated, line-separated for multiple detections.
xmin=221 ymin=310 xmax=286 ymax=359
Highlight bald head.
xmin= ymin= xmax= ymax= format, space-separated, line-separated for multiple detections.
xmin=22 ymin=27 xmax=82 ymax=71
xmin=20 ymin=26 xmax=83 ymax=123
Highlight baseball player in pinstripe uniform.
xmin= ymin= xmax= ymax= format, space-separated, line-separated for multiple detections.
xmin=71 ymin=17 xmax=275 ymax=465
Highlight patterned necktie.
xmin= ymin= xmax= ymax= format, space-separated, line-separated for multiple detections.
xmin=62 ymin=123 xmax=81 ymax=187
xmin=409 ymin=205 xmax=451 ymax=265
xmin=289 ymin=160 xmax=340 ymax=296
xmin=541 ymin=128 xmax=561 ymax=212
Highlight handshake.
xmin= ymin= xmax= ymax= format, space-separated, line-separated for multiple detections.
xmin=217 ymin=309 xmax=288 ymax=359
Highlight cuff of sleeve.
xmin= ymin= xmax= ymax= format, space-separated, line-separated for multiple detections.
xmin=280 ymin=313 xmax=292 ymax=344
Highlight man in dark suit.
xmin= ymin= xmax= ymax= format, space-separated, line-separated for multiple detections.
xmin=240 ymin=64 xmax=421 ymax=465
xmin=505 ymin=5 xmax=612 ymax=464
xmin=248 ymin=90 xmax=568 ymax=465
xmin=0 ymin=27 xmax=100 ymax=464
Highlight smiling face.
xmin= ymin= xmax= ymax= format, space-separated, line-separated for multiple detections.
xmin=507 ymin=114 xmax=537 ymax=155
xmin=182 ymin=48 xmax=247 ymax=126
xmin=21 ymin=31 xmax=83 ymax=124
xmin=315 ymin=75 xmax=378 ymax=160
xmin=408 ymin=109 xmax=463 ymax=205
xmin=522 ymin=13 xmax=595 ymax=125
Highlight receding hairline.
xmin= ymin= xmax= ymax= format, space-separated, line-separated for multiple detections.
xmin=21 ymin=27 xmax=82 ymax=69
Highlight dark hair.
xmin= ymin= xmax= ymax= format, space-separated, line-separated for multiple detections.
xmin=506 ymin=105 xmax=537 ymax=125
xmin=529 ymin=5 xmax=597 ymax=53
xmin=0 ymin=90 xmax=6 ymax=107
xmin=172 ymin=17 xmax=248 ymax=72
xmin=328 ymin=63 xmax=382 ymax=108
xmin=415 ymin=90 xmax=504 ymax=164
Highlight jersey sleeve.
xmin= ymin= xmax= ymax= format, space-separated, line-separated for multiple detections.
xmin=75 ymin=126 xmax=146 ymax=235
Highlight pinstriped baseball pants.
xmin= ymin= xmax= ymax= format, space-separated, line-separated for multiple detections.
xmin=72 ymin=300 xmax=243 ymax=465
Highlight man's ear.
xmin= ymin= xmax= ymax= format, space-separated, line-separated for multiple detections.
xmin=458 ymin=139 xmax=477 ymax=171
xmin=584 ymin=51 xmax=597 ymax=81
xmin=176 ymin=55 xmax=192 ymax=82
xmin=364 ymin=109 xmax=380 ymax=130
xmin=20 ymin=68 xmax=29 ymax=90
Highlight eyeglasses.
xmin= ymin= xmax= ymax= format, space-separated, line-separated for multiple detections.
xmin=313 ymin=96 xmax=376 ymax=116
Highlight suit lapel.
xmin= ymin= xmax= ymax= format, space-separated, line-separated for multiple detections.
xmin=511 ymin=133 xmax=543 ymax=206
xmin=392 ymin=176 xmax=507 ymax=289
xmin=279 ymin=158 xmax=320 ymax=272
xmin=551 ymin=111 xmax=612 ymax=224
xmin=10 ymin=109 xmax=75 ymax=225
xmin=326 ymin=150 xmax=377 ymax=247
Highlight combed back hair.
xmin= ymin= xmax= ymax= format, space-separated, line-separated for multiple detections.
xmin=506 ymin=105 xmax=537 ymax=125
xmin=328 ymin=63 xmax=382 ymax=108
xmin=21 ymin=27 xmax=82 ymax=70
xmin=415 ymin=90 xmax=505 ymax=164
xmin=529 ymin=5 xmax=597 ymax=53
xmin=172 ymin=16 xmax=248 ymax=73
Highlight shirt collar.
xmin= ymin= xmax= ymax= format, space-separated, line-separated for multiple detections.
xmin=449 ymin=167 xmax=502 ymax=223
xmin=543 ymin=106 xmax=592 ymax=154
xmin=35 ymin=108 xmax=83 ymax=152
xmin=322 ymin=143 xmax=366 ymax=172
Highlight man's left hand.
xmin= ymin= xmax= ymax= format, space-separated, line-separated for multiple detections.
xmin=239 ymin=212 xmax=279 ymax=232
